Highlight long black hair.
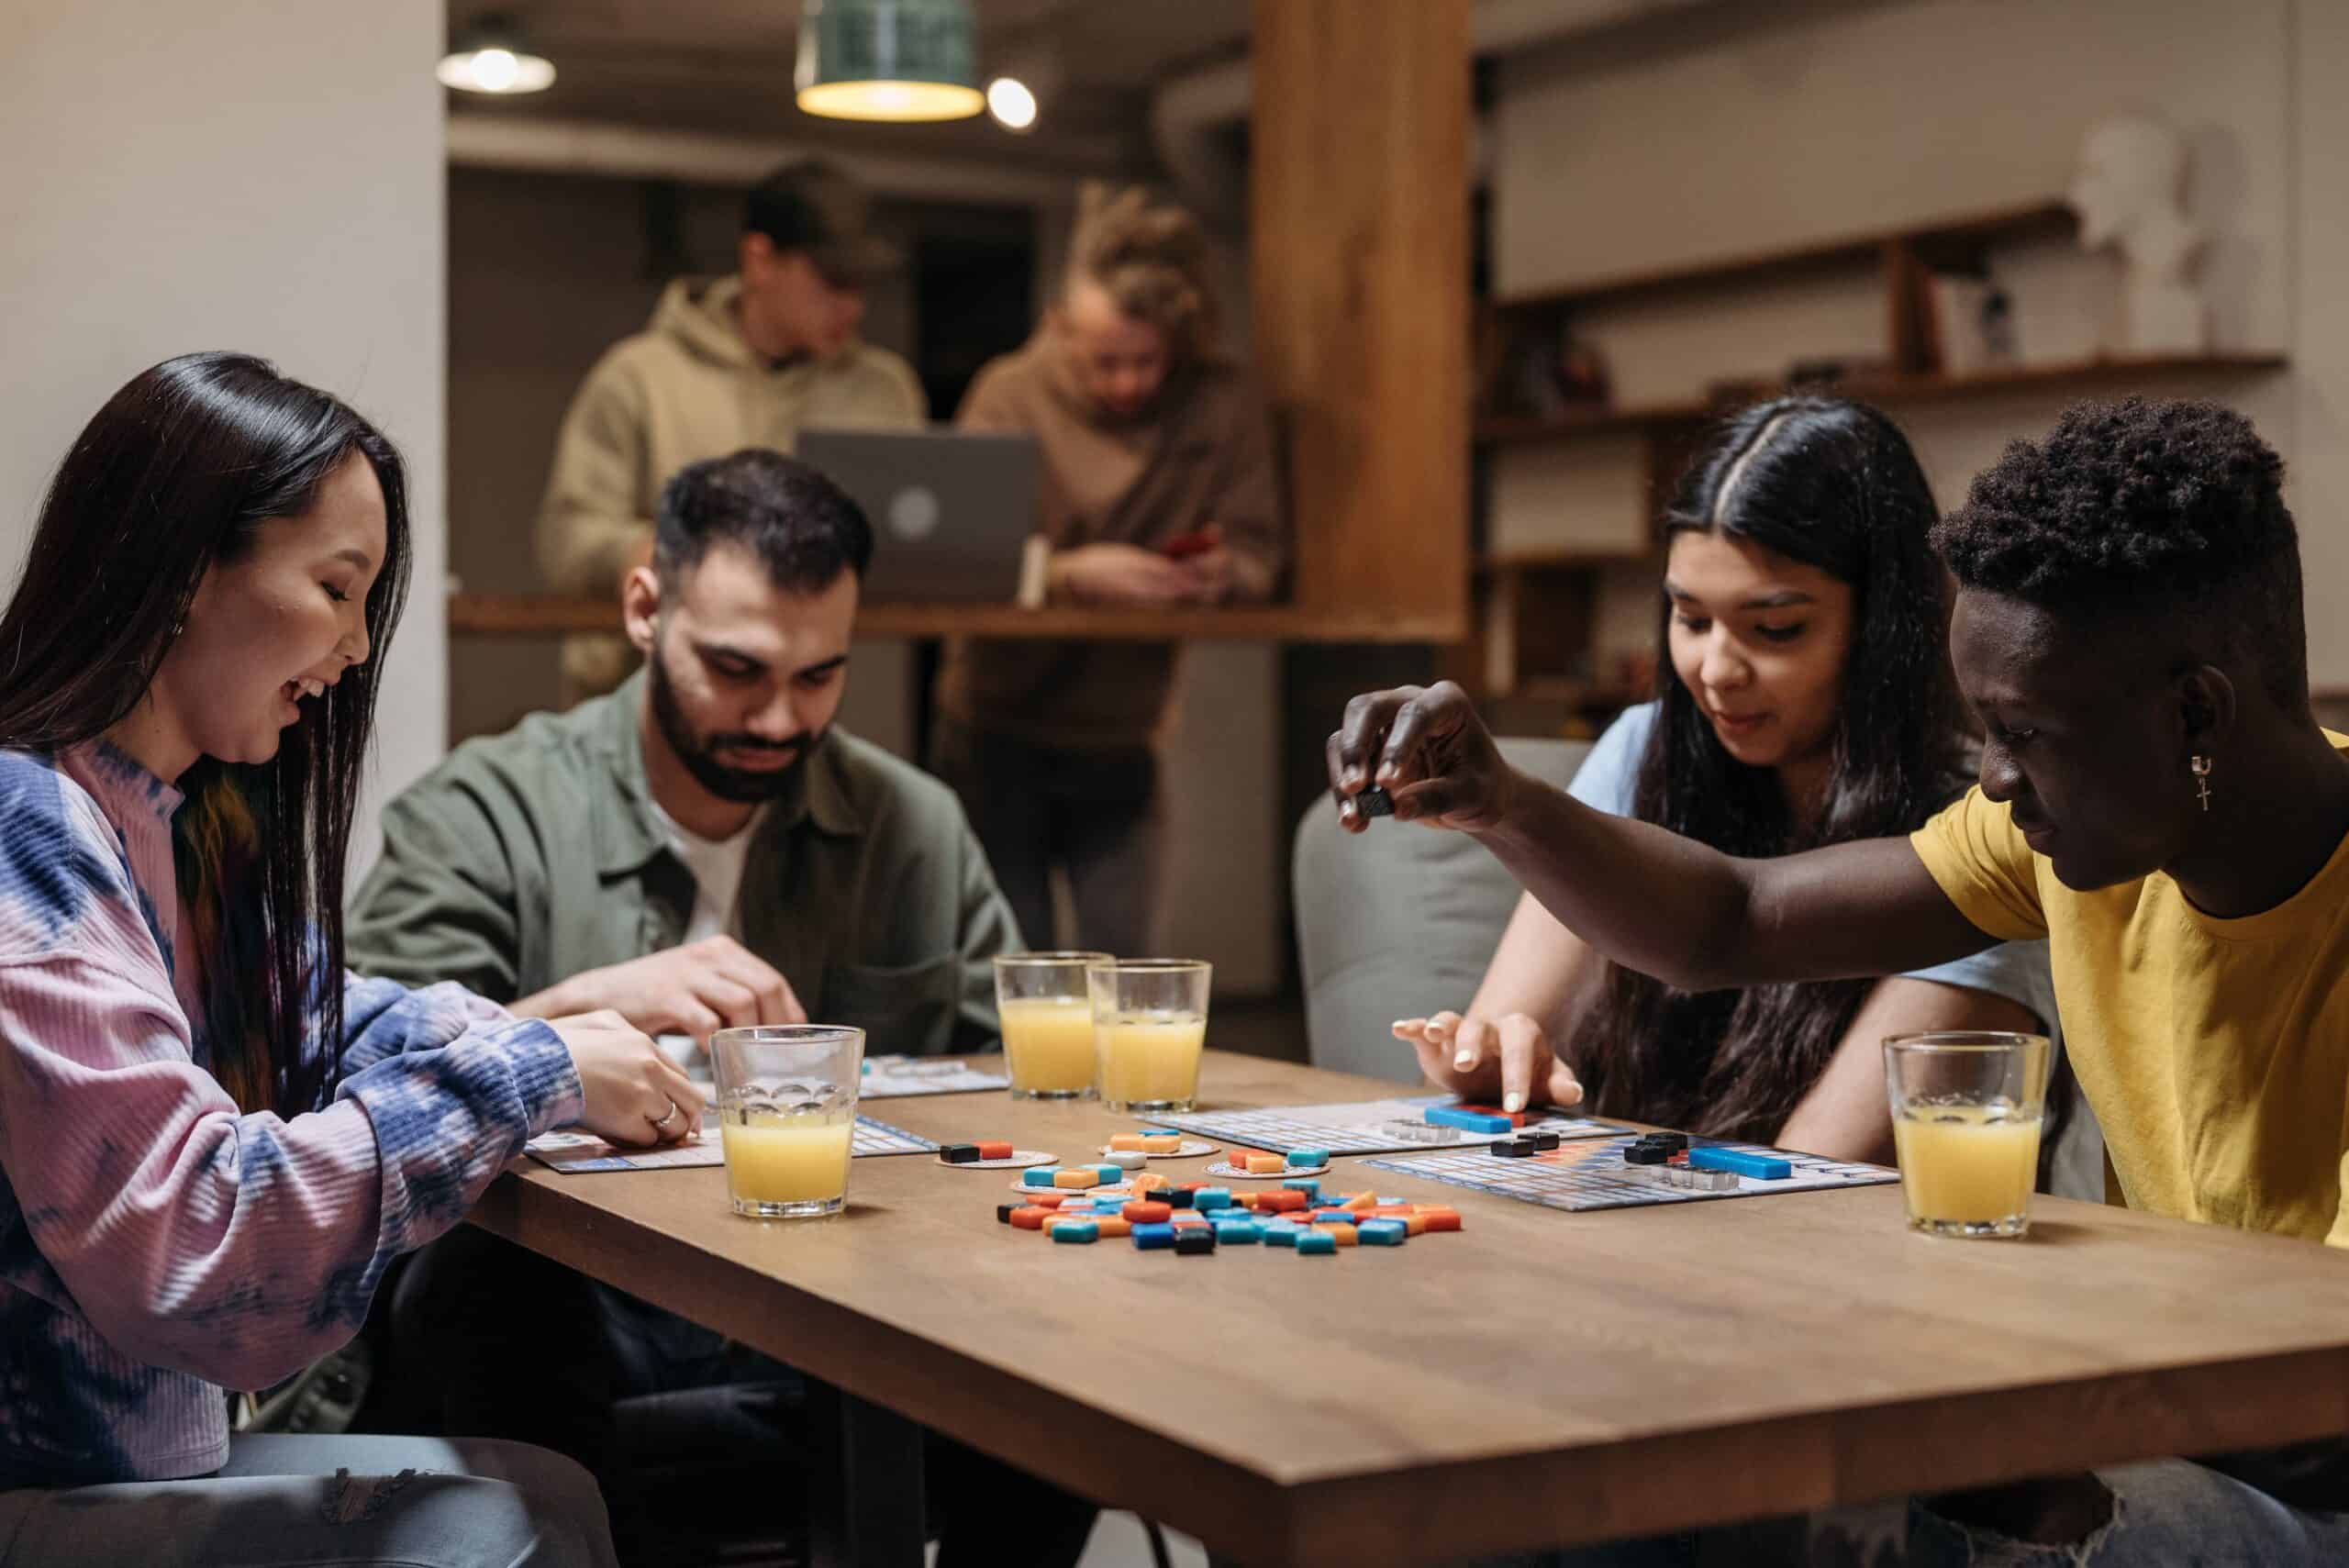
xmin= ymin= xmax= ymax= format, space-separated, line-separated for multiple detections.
xmin=0 ymin=353 xmax=412 ymax=1118
xmin=1573 ymin=397 xmax=1970 ymax=1141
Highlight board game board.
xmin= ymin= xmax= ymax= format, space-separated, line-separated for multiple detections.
xmin=659 ymin=1040 xmax=1009 ymax=1099
xmin=1364 ymin=1133 xmax=1898 ymax=1212
xmin=859 ymin=1054 xmax=1010 ymax=1097
xmin=1155 ymin=1095 xmax=1619 ymax=1157
xmin=526 ymin=1113 xmax=936 ymax=1174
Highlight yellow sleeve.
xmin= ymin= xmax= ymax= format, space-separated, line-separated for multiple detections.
xmin=536 ymin=349 xmax=653 ymax=597
xmin=864 ymin=348 xmax=930 ymax=427
xmin=1909 ymin=787 xmax=2049 ymax=943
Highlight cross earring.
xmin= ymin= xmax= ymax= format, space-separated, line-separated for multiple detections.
xmin=2191 ymin=754 xmax=2213 ymax=812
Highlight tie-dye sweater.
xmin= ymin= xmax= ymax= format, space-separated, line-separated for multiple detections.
xmin=0 ymin=744 xmax=583 ymax=1488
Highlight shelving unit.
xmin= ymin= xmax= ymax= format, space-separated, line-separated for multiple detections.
xmin=1475 ymin=351 xmax=2290 ymax=449
xmin=1465 ymin=197 xmax=2290 ymax=731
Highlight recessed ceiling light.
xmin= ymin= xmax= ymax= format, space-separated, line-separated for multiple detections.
xmin=439 ymin=17 xmax=555 ymax=95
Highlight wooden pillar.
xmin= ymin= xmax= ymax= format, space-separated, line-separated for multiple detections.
xmin=1252 ymin=0 xmax=1471 ymax=635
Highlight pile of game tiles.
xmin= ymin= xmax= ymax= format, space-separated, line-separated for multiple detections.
xmin=996 ymin=1176 xmax=1463 ymax=1257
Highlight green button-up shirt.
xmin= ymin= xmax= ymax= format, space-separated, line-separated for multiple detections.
xmin=347 ymin=673 xmax=1020 ymax=1054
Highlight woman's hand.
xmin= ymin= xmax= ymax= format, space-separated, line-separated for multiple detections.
xmin=552 ymin=1009 xmax=706 ymax=1147
xmin=1393 ymin=1010 xmax=1584 ymax=1117
xmin=1051 ymin=542 xmax=1211 ymax=606
xmin=1327 ymin=682 xmax=1519 ymax=832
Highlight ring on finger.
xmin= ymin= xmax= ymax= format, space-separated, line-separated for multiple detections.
xmin=650 ymin=1101 xmax=683 ymax=1132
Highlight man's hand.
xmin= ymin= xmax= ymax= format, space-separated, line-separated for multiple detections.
xmin=516 ymin=935 xmax=807 ymax=1047
xmin=1393 ymin=1010 xmax=1584 ymax=1116
xmin=1327 ymin=681 xmax=1520 ymax=833
xmin=1051 ymin=542 xmax=1213 ymax=607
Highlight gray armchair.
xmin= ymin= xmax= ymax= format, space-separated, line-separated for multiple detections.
xmin=1291 ymin=738 xmax=1591 ymax=1082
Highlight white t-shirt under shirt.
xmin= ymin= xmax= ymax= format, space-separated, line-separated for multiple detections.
xmin=650 ymin=801 xmax=766 ymax=945
xmin=647 ymin=802 xmax=766 ymax=1075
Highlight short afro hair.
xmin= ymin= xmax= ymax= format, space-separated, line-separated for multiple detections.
xmin=1932 ymin=397 xmax=2306 ymax=707
xmin=654 ymin=449 xmax=872 ymax=595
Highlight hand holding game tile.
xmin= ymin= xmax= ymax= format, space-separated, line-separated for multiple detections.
xmin=1395 ymin=1010 xmax=1584 ymax=1116
xmin=1326 ymin=680 xmax=1518 ymax=832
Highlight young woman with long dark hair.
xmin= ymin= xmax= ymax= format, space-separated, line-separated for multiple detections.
xmin=1396 ymin=397 xmax=2060 ymax=1162
xmin=0 ymin=353 xmax=700 ymax=1565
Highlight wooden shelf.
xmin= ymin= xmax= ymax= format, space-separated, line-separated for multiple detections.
xmin=1476 ymin=547 xmax=1653 ymax=573
xmin=1475 ymin=353 xmax=2290 ymax=448
xmin=1477 ymin=400 xmax=1711 ymax=444
xmin=1467 ymin=197 xmax=2289 ymax=738
xmin=1492 ymin=198 xmax=2076 ymax=312
xmin=446 ymin=594 xmax=1464 ymax=646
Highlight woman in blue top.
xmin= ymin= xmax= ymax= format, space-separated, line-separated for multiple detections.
xmin=1397 ymin=397 xmax=2062 ymax=1164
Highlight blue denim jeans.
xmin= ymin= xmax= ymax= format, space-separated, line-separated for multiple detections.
xmin=0 ymin=1434 xmax=616 ymax=1568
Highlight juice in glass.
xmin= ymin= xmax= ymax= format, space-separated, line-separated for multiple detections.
xmin=1097 ymin=1012 xmax=1207 ymax=1109
xmin=720 ymin=1106 xmax=854 ymax=1212
xmin=1892 ymin=1105 xmax=2042 ymax=1232
xmin=1883 ymin=1031 xmax=2050 ymax=1239
xmin=994 ymin=953 xmax=1110 ymax=1099
xmin=712 ymin=1024 xmax=863 ymax=1218
xmin=1090 ymin=960 xmax=1211 ymax=1115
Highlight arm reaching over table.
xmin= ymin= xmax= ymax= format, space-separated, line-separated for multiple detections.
xmin=1326 ymin=681 xmax=1998 ymax=994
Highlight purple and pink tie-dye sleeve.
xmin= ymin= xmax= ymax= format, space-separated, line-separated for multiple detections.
xmin=0 ymin=950 xmax=578 ymax=1395
xmin=334 ymin=970 xmax=531 ymax=1076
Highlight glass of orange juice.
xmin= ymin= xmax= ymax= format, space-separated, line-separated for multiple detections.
xmin=995 ymin=952 xmax=1111 ymax=1099
xmin=712 ymin=1025 xmax=864 ymax=1219
xmin=1884 ymin=1031 xmax=2050 ymax=1239
xmin=1090 ymin=959 xmax=1211 ymax=1115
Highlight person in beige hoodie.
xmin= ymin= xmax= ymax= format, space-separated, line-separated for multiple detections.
xmin=931 ymin=186 xmax=1286 ymax=955
xmin=539 ymin=161 xmax=925 ymax=699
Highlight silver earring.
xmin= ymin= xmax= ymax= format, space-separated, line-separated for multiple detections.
xmin=2191 ymin=754 xmax=2213 ymax=812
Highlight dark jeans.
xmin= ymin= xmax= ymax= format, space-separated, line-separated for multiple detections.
xmin=930 ymin=717 xmax=1166 ymax=955
xmin=389 ymin=1225 xmax=1097 ymax=1568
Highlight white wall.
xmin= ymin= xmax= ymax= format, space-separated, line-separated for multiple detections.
xmin=0 ymin=0 xmax=446 ymax=875
xmin=1490 ymin=0 xmax=2337 ymax=679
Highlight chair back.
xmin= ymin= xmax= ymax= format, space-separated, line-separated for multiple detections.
xmin=1291 ymin=738 xmax=1590 ymax=1082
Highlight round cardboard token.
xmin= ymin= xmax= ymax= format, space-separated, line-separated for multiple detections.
xmin=1004 ymin=1177 xmax=1141 ymax=1199
xmin=938 ymin=1149 xmax=1054 ymax=1170
xmin=1204 ymin=1159 xmax=1330 ymax=1180
xmin=1097 ymin=1139 xmax=1220 ymax=1160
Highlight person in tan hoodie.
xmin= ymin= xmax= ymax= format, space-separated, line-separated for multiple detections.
xmin=539 ymin=161 xmax=926 ymax=699
xmin=930 ymin=185 xmax=1286 ymax=955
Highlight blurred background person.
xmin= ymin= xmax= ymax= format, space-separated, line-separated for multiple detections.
xmin=930 ymin=184 xmax=1286 ymax=956
xmin=539 ymin=160 xmax=925 ymax=703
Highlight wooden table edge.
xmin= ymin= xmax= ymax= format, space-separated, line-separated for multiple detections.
xmin=468 ymin=1169 xmax=2349 ymax=1565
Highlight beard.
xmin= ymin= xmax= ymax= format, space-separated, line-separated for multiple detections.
xmin=647 ymin=644 xmax=820 ymax=805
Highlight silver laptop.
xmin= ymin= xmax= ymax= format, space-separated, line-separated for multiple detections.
xmin=795 ymin=427 xmax=1039 ymax=601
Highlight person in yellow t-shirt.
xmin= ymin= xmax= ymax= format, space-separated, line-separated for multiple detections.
xmin=1329 ymin=396 xmax=2349 ymax=1561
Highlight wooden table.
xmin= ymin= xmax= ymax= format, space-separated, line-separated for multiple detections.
xmin=469 ymin=1051 xmax=2349 ymax=1565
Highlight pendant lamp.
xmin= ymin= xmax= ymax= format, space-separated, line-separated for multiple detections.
xmin=796 ymin=0 xmax=985 ymax=122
